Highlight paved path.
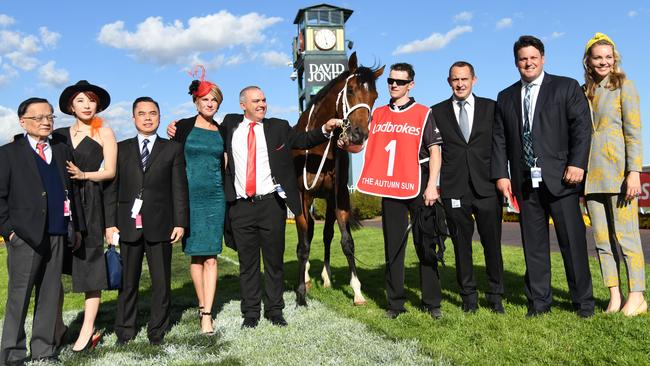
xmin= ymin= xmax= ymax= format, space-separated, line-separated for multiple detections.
xmin=361 ymin=219 xmax=650 ymax=259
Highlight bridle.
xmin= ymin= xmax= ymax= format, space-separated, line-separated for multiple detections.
xmin=303 ymin=73 xmax=372 ymax=191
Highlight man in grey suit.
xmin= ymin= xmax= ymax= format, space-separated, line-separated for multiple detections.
xmin=491 ymin=35 xmax=594 ymax=318
xmin=0 ymin=98 xmax=84 ymax=365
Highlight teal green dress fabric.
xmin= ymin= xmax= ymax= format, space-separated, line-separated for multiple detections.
xmin=183 ymin=127 xmax=225 ymax=255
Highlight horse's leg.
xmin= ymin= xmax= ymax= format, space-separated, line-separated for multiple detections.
xmin=295 ymin=192 xmax=314 ymax=307
xmin=321 ymin=194 xmax=336 ymax=288
xmin=335 ymin=207 xmax=366 ymax=306
xmin=305 ymin=200 xmax=316 ymax=290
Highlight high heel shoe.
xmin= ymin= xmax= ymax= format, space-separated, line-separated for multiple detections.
xmin=72 ymin=330 xmax=102 ymax=352
xmin=200 ymin=312 xmax=215 ymax=335
xmin=623 ymin=300 xmax=648 ymax=317
xmin=197 ymin=306 xmax=204 ymax=321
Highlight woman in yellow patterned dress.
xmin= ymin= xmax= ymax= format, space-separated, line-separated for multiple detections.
xmin=583 ymin=33 xmax=646 ymax=316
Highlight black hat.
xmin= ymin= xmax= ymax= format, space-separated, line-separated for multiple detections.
xmin=58 ymin=80 xmax=111 ymax=115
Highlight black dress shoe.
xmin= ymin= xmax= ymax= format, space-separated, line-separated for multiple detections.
xmin=526 ymin=308 xmax=550 ymax=318
xmin=267 ymin=315 xmax=288 ymax=327
xmin=6 ymin=358 xmax=27 ymax=366
xmin=115 ymin=337 xmax=131 ymax=346
xmin=427 ymin=307 xmax=442 ymax=319
xmin=577 ymin=309 xmax=594 ymax=319
xmin=490 ymin=301 xmax=506 ymax=314
xmin=241 ymin=317 xmax=259 ymax=329
xmin=149 ymin=338 xmax=164 ymax=346
xmin=31 ymin=355 xmax=59 ymax=363
xmin=385 ymin=309 xmax=406 ymax=319
xmin=462 ymin=303 xmax=478 ymax=313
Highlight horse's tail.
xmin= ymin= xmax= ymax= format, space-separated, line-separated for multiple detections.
xmin=348 ymin=210 xmax=364 ymax=231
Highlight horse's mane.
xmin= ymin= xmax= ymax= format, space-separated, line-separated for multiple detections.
xmin=304 ymin=65 xmax=380 ymax=111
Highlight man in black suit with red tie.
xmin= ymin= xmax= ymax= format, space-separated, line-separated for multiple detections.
xmin=491 ymin=35 xmax=594 ymax=317
xmin=0 ymin=98 xmax=84 ymax=365
xmin=430 ymin=61 xmax=504 ymax=313
xmin=220 ymin=86 xmax=338 ymax=328
xmin=104 ymin=96 xmax=189 ymax=345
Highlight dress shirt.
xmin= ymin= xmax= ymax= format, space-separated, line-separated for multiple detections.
xmin=520 ymin=71 xmax=545 ymax=129
xmin=26 ymin=134 xmax=52 ymax=163
xmin=137 ymin=133 xmax=158 ymax=154
xmin=452 ymin=93 xmax=475 ymax=133
xmin=231 ymin=117 xmax=275 ymax=198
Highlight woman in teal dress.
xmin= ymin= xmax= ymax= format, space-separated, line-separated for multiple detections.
xmin=171 ymin=69 xmax=225 ymax=334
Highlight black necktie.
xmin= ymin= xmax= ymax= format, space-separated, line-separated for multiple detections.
xmin=522 ymin=84 xmax=535 ymax=167
xmin=141 ymin=139 xmax=150 ymax=171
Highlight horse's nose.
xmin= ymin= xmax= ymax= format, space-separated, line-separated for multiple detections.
xmin=349 ymin=126 xmax=368 ymax=145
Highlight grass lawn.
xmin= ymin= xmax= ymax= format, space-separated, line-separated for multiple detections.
xmin=0 ymin=224 xmax=649 ymax=365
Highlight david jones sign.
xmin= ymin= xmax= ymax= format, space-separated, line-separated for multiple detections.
xmin=306 ymin=60 xmax=346 ymax=83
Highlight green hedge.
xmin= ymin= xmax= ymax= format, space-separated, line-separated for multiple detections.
xmin=312 ymin=191 xmax=382 ymax=220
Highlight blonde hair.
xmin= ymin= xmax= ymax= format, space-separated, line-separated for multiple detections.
xmin=193 ymin=84 xmax=223 ymax=106
xmin=583 ymin=39 xmax=626 ymax=100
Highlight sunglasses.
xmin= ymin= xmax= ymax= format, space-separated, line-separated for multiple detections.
xmin=387 ymin=78 xmax=412 ymax=86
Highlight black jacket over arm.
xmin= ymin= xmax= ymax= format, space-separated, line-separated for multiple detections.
xmin=220 ymin=113 xmax=328 ymax=216
xmin=104 ymin=136 xmax=189 ymax=243
xmin=0 ymin=137 xmax=85 ymax=249
xmin=490 ymin=73 xmax=591 ymax=197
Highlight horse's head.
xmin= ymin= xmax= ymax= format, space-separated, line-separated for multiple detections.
xmin=338 ymin=53 xmax=385 ymax=150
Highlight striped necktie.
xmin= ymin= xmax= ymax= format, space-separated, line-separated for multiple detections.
xmin=522 ymin=84 xmax=535 ymax=167
xmin=141 ymin=138 xmax=150 ymax=171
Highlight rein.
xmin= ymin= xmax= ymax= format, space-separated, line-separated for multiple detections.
xmin=302 ymin=73 xmax=372 ymax=191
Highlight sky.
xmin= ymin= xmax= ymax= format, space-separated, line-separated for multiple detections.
xmin=1 ymin=1 xmax=648 ymax=181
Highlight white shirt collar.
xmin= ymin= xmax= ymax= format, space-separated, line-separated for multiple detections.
xmin=522 ymin=71 xmax=545 ymax=88
xmin=452 ymin=93 xmax=475 ymax=107
xmin=137 ymin=133 xmax=157 ymax=146
xmin=26 ymin=134 xmax=49 ymax=149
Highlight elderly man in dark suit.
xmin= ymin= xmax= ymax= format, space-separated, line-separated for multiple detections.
xmin=430 ymin=61 xmax=504 ymax=314
xmin=0 ymin=98 xmax=84 ymax=365
xmin=491 ymin=35 xmax=594 ymax=318
xmin=219 ymin=86 xmax=338 ymax=328
xmin=104 ymin=96 xmax=189 ymax=345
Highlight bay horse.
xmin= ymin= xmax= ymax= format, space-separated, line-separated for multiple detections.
xmin=293 ymin=52 xmax=384 ymax=306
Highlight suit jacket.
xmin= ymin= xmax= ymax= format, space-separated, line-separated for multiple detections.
xmin=584 ymin=78 xmax=642 ymax=194
xmin=491 ymin=73 xmax=592 ymax=197
xmin=0 ymin=137 xmax=85 ymax=249
xmin=220 ymin=113 xmax=328 ymax=216
xmin=104 ymin=136 xmax=189 ymax=243
xmin=431 ymin=95 xmax=498 ymax=198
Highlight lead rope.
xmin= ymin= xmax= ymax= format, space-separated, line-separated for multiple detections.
xmin=302 ymin=74 xmax=372 ymax=191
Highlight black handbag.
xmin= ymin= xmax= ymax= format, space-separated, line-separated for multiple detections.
xmin=105 ymin=245 xmax=123 ymax=290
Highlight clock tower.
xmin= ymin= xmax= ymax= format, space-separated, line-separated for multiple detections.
xmin=292 ymin=4 xmax=353 ymax=112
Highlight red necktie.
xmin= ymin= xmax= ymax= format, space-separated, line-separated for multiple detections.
xmin=245 ymin=122 xmax=256 ymax=197
xmin=36 ymin=142 xmax=47 ymax=162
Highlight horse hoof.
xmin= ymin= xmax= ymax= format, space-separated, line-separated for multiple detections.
xmin=322 ymin=280 xmax=331 ymax=288
xmin=296 ymin=298 xmax=308 ymax=307
xmin=353 ymin=299 xmax=367 ymax=306
xmin=305 ymin=280 xmax=312 ymax=290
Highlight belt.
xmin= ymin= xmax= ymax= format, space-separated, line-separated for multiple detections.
xmin=239 ymin=192 xmax=276 ymax=202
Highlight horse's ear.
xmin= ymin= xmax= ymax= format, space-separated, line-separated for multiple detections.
xmin=374 ymin=65 xmax=386 ymax=79
xmin=348 ymin=52 xmax=358 ymax=72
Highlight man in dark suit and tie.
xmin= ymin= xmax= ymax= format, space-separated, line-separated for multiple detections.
xmin=220 ymin=86 xmax=338 ymax=328
xmin=104 ymin=96 xmax=189 ymax=345
xmin=491 ymin=35 xmax=594 ymax=317
xmin=0 ymin=98 xmax=84 ymax=365
xmin=430 ymin=61 xmax=504 ymax=313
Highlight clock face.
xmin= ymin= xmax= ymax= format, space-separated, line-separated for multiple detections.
xmin=314 ymin=29 xmax=336 ymax=50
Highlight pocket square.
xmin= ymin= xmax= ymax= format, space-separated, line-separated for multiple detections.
xmin=275 ymin=143 xmax=286 ymax=151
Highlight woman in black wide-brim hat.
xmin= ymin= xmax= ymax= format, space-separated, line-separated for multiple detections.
xmin=52 ymin=80 xmax=116 ymax=351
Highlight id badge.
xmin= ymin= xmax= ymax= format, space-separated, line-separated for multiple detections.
xmin=531 ymin=167 xmax=542 ymax=188
xmin=274 ymin=184 xmax=287 ymax=199
xmin=131 ymin=198 xmax=143 ymax=219
xmin=451 ymin=199 xmax=461 ymax=208
xmin=63 ymin=190 xmax=71 ymax=217
xmin=135 ymin=214 xmax=143 ymax=229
